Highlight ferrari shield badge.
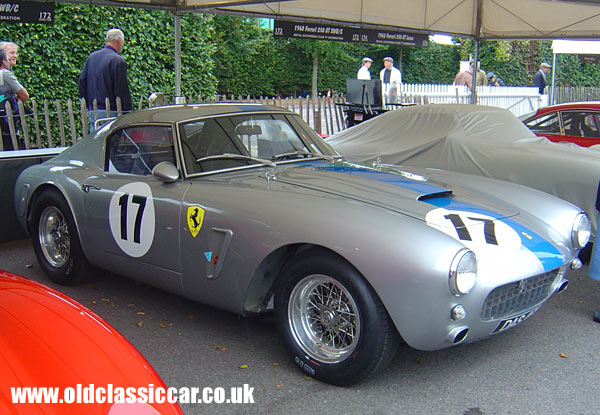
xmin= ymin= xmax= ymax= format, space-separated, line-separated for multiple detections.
xmin=187 ymin=205 xmax=205 ymax=238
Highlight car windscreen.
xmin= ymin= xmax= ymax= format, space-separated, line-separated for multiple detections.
xmin=179 ymin=113 xmax=320 ymax=175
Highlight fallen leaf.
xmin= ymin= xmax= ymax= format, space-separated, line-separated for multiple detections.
xmin=559 ymin=352 xmax=568 ymax=359
xmin=303 ymin=376 xmax=312 ymax=381
xmin=178 ymin=332 xmax=182 ymax=336
xmin=25 ymin=264 xmax=33 ymax=269
xmin=136 ymin=311 xmax=146 ymax=315
xmin=238 ymin=364 xmax=248 ymax=369
xmin=136 ymin=321 xmax=143 ymax=328
xmin=272 ymin=363 xmax=279 ymax=367
xmin=187 ymin=314 xmax=194 ymax=319
xmin=274 ymin=384 xmax=283 ymax=388
xmin=109 ymin=302 xmax=115 ymax=307
xmin=159 ymin=323 xmax=166 ymax=328
xmin=128 ymin=304 xmax=135 ymax=307
xmin=91 ymin=300 xmax=97 ymax=305
xmin=101 ymin=298 xmax=110 ymax=303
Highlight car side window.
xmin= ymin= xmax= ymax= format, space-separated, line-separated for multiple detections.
xmin=180 ymin=118 xmax=245 ymax=174
xmin=525 ymin=113 xmax=559 ymax=134
xmin=561 ymin=111 xmax=599 ymax=138
xmin=230 ymin=115 xmax=308 ymax=159
xmin=106 ymin=125 xmax=175 ymax=175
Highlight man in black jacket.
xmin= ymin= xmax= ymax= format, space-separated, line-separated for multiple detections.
xmin=533 ymin=62 xmax=550 ymax=94
xmin=79 ymin=28 xmax=132 ymax=133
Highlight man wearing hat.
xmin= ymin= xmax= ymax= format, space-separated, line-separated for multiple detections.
xmin=533 ymin=62 xmax=551 ymax=94
xmin=379 ymin=56 xmax=402 ymax=104
xmin=357 ymin=57 xmax=373 ymax=80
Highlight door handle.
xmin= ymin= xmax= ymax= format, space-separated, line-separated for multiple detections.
xmin=82 ymin=184 xmax=101 ymax=193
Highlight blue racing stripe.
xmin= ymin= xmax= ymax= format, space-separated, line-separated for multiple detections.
xmin=307 ymin=161 xmax=448 ymax=195
xmin=302 ymin=160 xmax=565 ymax=271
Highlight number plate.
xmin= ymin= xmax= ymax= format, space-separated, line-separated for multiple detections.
xmin=491 ymin=307 xmax=539 ymax=334
xmin=354 ymin=113 xmax=363 ymax=121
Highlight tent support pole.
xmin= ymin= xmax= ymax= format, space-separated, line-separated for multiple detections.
xmin=551 ymin=53 xmax=557 ymax=105
xmin=174 ymin=11 xmax=182 ymax=100
xmin=471 ymin=40 xmax=480 ymax=105
xmin=471 ymin=0 xmax=483 ymax=105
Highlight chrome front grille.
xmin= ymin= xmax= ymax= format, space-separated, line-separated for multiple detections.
xmin=481 ymin=270 xmax=559 ymax=321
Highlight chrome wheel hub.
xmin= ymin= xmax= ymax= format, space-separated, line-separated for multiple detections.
xmin=288 ymin=274 xmax=360 ymax=363
xmin=39 ymin=206 xmax=70 ymax=268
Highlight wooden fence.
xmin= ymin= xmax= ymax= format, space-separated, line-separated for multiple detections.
xmin=551 ymin=86 xmax=600 ymax=104
xmin=0 ymin=85 xmax=597 ymax=151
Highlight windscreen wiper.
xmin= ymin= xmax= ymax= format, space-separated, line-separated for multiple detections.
xmin=196 ymin=153 xmax=276 ymax=168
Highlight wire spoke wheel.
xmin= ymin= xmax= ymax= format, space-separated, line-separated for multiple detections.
xmin=38 ymin=206 xmax=71 ymax=268
xmin=288 ymin=274 xmax=360 ymax=364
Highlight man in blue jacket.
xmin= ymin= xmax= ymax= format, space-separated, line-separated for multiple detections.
xmin=533 ymin=62 xmax=550 ymax=94
xmin=79 ymin=28 xmax=132 ymax=133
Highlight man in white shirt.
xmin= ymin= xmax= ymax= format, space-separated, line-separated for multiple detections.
xmin=357 ymin=57 xmax=373 ymax=80
xmin=379 ymin=56 xmax=402 ymax=104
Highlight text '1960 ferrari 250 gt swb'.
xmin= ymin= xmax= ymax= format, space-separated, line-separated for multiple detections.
xmin=14 ymin=103 xmax=590 ymax=386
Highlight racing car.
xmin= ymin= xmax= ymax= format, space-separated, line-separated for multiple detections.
xmin=14 ymin=103 xmax=590 ymax=386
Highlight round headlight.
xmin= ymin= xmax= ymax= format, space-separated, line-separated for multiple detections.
xmin=572 ymin=213 xmax=591 ymax=250
xmin=449 ymin=249 xmax=477 ymax=296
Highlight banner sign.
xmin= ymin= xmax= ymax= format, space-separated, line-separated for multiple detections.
xmin=579 ymin=54 xmax=600 ymax=64
xmin=0 ymin=1 xmax=54 ymax=24
xmin=274 ymin=20 xmax=428 ymax=47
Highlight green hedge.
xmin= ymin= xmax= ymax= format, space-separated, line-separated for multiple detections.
xmin=0 ymin=4 xmax=216 ymax=104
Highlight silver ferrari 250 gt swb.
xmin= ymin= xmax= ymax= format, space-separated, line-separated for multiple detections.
xmin=14 ymin=104 xmax=590 ymax=386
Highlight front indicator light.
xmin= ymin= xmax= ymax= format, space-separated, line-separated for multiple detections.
xmin=449 ymin=249 xmax=477 ymax=296
xmin=451 ymin=305 xmax=467 ymax=321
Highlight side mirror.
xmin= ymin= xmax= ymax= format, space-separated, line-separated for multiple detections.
xmin=152 ymin=161 xmax=180 ymax=183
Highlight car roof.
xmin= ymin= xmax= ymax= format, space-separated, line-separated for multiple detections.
xmin=535 ymin=101 xmax=600 ymax=115
xmin=110 ymin=103 xmax=294 ymax=129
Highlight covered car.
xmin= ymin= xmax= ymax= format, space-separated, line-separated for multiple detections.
xmin=328 ymin=103 xmax=600 ymax=236
xmin=14 ymin=103 xmax=589 ymax=386
xmin=0 ymin=270 xmax=183 ymax=415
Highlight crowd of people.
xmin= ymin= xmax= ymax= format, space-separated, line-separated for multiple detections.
xmin=356 ymin=56 xmax=554 ymax=96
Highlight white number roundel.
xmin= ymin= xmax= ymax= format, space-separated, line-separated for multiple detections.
xmin=108 ymin=182 xmax=156 ymax=257
xmin=425 ymin=208 xmax=521 ymax=251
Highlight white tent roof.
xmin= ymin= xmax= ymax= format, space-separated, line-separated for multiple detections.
xmin=208 ymin=0 xmax=600 ymax=40
xmin=75 ymin=0 xmax=600 ymax=40
xmin=553 ymin=39 xmax=600 ymax=54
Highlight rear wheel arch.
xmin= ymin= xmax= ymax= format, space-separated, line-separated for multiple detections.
xmin=28 ymin=186 xmax=95 ymax=285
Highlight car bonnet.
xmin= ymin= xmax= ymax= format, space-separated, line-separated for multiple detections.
xmin=273 ymin=160 xmax=565 ymax=274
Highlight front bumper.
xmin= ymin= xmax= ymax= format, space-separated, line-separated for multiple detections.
xmin=443 ymin=266 xmax=569 ymax=347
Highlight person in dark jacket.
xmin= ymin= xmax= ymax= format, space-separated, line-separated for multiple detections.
xmin=533 ymin=62 xmax=550 ymax=94
xmin=79 ymin=28 xmax=132 ymax=133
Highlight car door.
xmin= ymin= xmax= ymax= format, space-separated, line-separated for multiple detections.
xmin=80 ymin=124 xmax=188 ymax=294
xmin=559 ymin=110 xmax=600 ymax=147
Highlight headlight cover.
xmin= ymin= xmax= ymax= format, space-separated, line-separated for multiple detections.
xmin=572 ymin=213 xmax=591 ymax=250
xmin=449 ymin=249 xmax=477 ymax=296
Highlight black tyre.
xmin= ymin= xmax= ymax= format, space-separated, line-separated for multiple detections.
xmin=275 ymin=248 xmax=399 ymax=386
xmin=31 ymin=190 xmax=94 ymax=285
